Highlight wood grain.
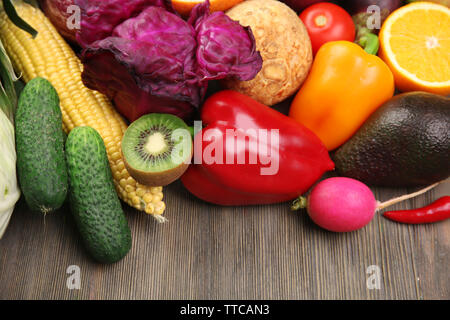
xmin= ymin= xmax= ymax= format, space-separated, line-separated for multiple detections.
xmin=0 ymin=180 xmax=448 ymax=300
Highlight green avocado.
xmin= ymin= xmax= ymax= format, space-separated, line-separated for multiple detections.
xmin=333 ymin=92 xmax=450 ymax=187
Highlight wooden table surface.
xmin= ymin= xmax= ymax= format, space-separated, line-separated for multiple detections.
xmin=0 ymin=177 xmax=448 ymax=300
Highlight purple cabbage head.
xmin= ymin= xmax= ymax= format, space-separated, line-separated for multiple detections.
xmin=190 ymin=3 xmax=261 ymax=82
xmin=77 ymin=0 xmax=263 ymax=122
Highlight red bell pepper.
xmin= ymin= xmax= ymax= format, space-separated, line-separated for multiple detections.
xmin=181 ymin=91 xmax=334 ymax=206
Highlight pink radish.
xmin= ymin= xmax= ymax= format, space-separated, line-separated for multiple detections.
xmin=292 ymin=177 xmax=442 ymax=232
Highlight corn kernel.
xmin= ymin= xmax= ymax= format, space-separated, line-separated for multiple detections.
xmin=111 ymin=151 xmax=121 ymax=161
xmin=116 ymin=161 xmax=125 ymax=172
xmin=132 ymin=196 xmax=140 ymax=206
xmin=152 ymin=195 xmax=162 ymax=204
xmin=143 ymin=193 xmax=153 ymax=203
xmin=145 ymin=203 xmax=155 ymax=215
xmin=154 ymin=202 xmax=166 ymax=215
xmin=119 ymin=179 xmax=127 ymax=189
xmin=150 ymin=186 xmax=162 ymax=194
xmin=136 ymin=188 xmax=145 ymax=197
xmin=127 ymin=176 xmax=136 ymax=186
xmin=156 ymin=192 xmax=164 ymax=200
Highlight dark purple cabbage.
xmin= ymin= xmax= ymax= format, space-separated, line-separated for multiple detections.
xmin=77 ymin=0 xmax=262 ymax=122
xmin=75 ymin=0 xmax=174 ymax=47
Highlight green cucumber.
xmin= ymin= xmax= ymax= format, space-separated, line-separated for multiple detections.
xmin=66 ymin=126 xmax=132 ymax=263
xmin=16 ymin=77 xmax=68 ymax=214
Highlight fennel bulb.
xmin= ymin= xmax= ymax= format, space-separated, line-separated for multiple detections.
xmin=0 ymin=110 xmax=20 ymax=238
xmin=0 ymin=37 xmax=20 ymax=239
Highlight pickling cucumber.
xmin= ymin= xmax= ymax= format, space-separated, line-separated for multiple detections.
xmin=15 ymin=77 xmax=68 ymax=214
xmin=65 ymin=126 xmax=132 ymax=263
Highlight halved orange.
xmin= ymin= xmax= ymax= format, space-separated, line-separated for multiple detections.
xmin=379 ymin=2 xmax=450 ymax=95
xmin=172 ymin=0 xmax=244 ymax=17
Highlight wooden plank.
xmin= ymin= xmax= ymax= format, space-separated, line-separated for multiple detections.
xmin=0 ymin=180 xmax=448 ymax=300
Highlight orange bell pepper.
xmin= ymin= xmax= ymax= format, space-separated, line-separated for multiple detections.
xmin=289 ymin=41 xmax=394 ymax=150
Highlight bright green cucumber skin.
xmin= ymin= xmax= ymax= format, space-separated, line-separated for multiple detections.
xmin=15 ymin=77 xmax=68 ymax=213
xmin=66 ymin=126 xmax=132 ymax=264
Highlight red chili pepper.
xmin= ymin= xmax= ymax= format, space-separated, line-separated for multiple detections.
xmin=383 ymin=196 xmax=450 ymax=224
xmin=181 ymin=90 xmax=334 ymax=206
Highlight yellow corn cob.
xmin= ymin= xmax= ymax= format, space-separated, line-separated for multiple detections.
xmin=0 ymin=1 xmax=167 ymax=222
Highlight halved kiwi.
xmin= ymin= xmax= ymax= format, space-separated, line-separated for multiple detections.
xmin=121 ymin=113 xmax=193 ymax=187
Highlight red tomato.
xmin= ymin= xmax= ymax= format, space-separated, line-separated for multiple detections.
xmin=300 ymin=2 xmax=355 ymax=55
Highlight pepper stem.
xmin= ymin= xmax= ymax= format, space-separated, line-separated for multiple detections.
xmin=291 ymin=196 xmax=307 ymax=211
xmin=376 ymin=181 xmax=444 ymax=211
xmin=359 ymin=33 xmax=380 ymax=55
